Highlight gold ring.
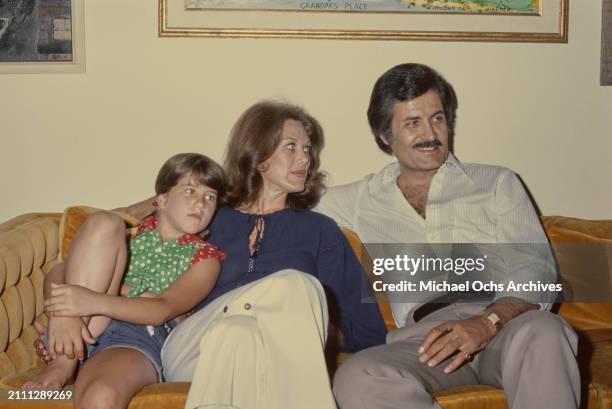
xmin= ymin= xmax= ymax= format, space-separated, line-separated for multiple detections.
xmin=463 ymin=351 xmax=472 ymax=361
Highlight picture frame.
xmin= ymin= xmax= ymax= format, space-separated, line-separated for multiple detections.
xmin=159 ymin=0 xmax=568 ymax=43
xmin=0 ymin=0 xmax=85 ymax=74
xmin=603 ymin=0 xmax=612 ymax=85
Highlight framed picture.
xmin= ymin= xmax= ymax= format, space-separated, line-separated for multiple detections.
xmin=159 ymin=0 xmax=568 ymax=43
xmin=603 ymin=0 xmax=612 ymax=85
xmin=0 ymin=0 xmax=85 ymax=74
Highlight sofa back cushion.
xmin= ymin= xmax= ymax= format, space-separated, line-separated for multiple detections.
xmin=56 ymin=210 xmax=612 ymax=331
xmin=542 ymin=216 xmax=612 ymax=330
xmin=59 ymin=206 xmax=138 ymax=262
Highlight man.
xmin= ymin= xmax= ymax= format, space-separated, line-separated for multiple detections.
xmin=317 ymin=63 xmax=580 ymax=409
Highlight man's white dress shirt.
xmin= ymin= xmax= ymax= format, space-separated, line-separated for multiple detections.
xmin=317 ymin=154 xmax=557 ymax=327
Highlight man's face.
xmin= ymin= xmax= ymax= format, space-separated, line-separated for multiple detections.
xmin=383 ymin=89 xmax=449 ymax=176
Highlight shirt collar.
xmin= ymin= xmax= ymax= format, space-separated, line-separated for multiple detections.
xmin=444 ymin=152 xmax=473 ymax=182
xmin=369 ymin=152 xmax=472 ymax=193
xmin=137 ymin=215 xmax=206 ymax=247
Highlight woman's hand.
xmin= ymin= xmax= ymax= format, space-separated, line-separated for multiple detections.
xmin=45 ymin=283 xmax=101 ymax=317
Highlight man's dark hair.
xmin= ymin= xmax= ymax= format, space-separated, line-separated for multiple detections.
xmin=367 ymin=63 xmax=458 ymax=155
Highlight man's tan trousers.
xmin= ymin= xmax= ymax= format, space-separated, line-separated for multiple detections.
xmin=334 ymin=303 xmax=580 ymax=409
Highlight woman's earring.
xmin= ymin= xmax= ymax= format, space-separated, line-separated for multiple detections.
xmin=257 ymin=163 xmax=269 ymax=172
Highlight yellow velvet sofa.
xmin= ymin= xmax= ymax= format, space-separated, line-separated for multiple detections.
xmin=0 ymin=212 xmax=611 ymax=409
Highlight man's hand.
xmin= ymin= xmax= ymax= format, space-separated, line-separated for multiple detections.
xmin=114 ymin=196 xmax=156 ymax=221
xmin=47 ymin=315 xmax=96 ymax=361
xmin=45 ymin=283 xmax=101 ymax=317
xmin=418 ymin=316 xmax=496 ymax=374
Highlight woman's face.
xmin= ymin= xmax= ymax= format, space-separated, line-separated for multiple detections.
xmin=259 ymin=119 xmax=312 ymax=195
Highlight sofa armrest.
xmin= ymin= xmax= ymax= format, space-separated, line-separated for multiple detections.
xmin=0 ymin=214 xmax=61 ymax=382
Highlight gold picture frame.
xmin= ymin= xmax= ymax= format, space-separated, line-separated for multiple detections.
xmin=159 ymin=0 xmax=568 ymax=43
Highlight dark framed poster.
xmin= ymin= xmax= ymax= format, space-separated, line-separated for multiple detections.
xmin=0 ymin=0 xmax=84 ymax=73
xmin=603 ymin=0 xmax=612 ymax=85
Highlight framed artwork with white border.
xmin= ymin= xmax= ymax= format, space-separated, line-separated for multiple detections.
xmin=159 ymin=0 xmax=568 ymax=43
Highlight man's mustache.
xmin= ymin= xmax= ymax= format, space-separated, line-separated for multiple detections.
xmin=413 ymin=140 xmax=443 ymax=149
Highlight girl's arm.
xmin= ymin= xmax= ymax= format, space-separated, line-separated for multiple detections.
xmin=42 ymin=262 xmax=96 ymax=360
xmin=45 ymin=258 xmax=220 ymax=326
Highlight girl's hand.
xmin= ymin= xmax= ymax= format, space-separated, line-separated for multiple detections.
xmin=45 ymin=283 xmax=100 ymax=317
xmin=47 ymin=315 xmax=95 ymax=361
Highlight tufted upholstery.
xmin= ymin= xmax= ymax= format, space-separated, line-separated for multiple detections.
xmin=0 ymin=213 xmax=611 ymax=408
xmin=0 ymin=215 xmax=59 ymax=385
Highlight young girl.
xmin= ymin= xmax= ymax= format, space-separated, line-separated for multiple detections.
xmin=24 ymin=153 xmax=226 ymax=409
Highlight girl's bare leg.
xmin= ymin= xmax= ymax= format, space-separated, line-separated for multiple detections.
xmin=63 ymin=211 xmax=129 ymax=336
xmin=23 ymin=211 xmax=128 ymax=390
xmin=74 ymin=348 xmax=158 ymax=409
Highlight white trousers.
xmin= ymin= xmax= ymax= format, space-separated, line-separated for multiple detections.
xmin=161 ymin=269 xmax=337 ymax=409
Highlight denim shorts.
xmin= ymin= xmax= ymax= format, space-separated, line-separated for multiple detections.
xmin=87 ymin=319 xmax=176 ymax=381
xmin=46 ymin=319 xmax=176 ymax=382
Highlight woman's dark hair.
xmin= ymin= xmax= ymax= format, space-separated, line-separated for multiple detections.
xmin=367 ymin=63 xmax=458 ymax=155
xmin=155 ymin=153 xmax=226 ymax=198
xmin=223 ymin=101 xmax=325 ymax=210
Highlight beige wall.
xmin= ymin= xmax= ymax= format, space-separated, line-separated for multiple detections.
xmin=1 ymin=0 xmax=611 ymax=223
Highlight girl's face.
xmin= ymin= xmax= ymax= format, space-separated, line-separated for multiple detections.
xmin=259 ymin=119 xmax=312 ymax=196
xmin=156 ymin=174 xmax=218 ymax=241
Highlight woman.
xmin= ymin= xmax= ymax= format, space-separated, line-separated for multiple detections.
xmin=40 ymin=101 xmax=387 ymax=409
xmin=162 ymin=101 xmax=387 ymax=409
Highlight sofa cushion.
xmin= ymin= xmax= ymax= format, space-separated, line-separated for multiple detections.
xmin=540 ymin=217 xmax=612 ymax=331
xmin=58 ymin=206 xmax=139 ymax=262
xmin=431 ymin=382 xmax=605 ymax=409
xmin=542 ymin=216 xmax=612 ymax=244
xmin=434 ymin=385 xmax=507 ymax=409
xmin=577 ymin=328 xmax=612 ymax=388
xmin=597 ymin=384 xmax=612 ymax=409
xmin=0 ymin=378 xmax=190 ymax=409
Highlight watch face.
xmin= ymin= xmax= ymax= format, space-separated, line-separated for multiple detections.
xmin=481 ymin=311 xmax=502 ymax=327
xmin=488 ymin=313 xmax=501 ymax=326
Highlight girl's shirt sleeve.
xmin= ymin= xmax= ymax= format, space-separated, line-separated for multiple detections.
xmin=125 ymin=216 xmax=226 ymax=297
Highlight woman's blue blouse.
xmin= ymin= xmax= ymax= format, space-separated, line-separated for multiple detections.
xmin=197 ymin=207 xmax=387 ymax=352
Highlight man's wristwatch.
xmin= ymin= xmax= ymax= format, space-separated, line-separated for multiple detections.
xmin=479 ymin=311 xmax=503 ymax=330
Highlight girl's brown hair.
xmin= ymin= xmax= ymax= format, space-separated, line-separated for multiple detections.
xmin=155 ymin=153 xmax=226 ymax=198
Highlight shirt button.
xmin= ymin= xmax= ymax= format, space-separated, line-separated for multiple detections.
xmin=223 ymin=306 xmax=228 ymax=313
xmin=446 ymin=162 xmax=452 ymax=168
xmin=244 ymin=303 xmax=252 ymax=310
